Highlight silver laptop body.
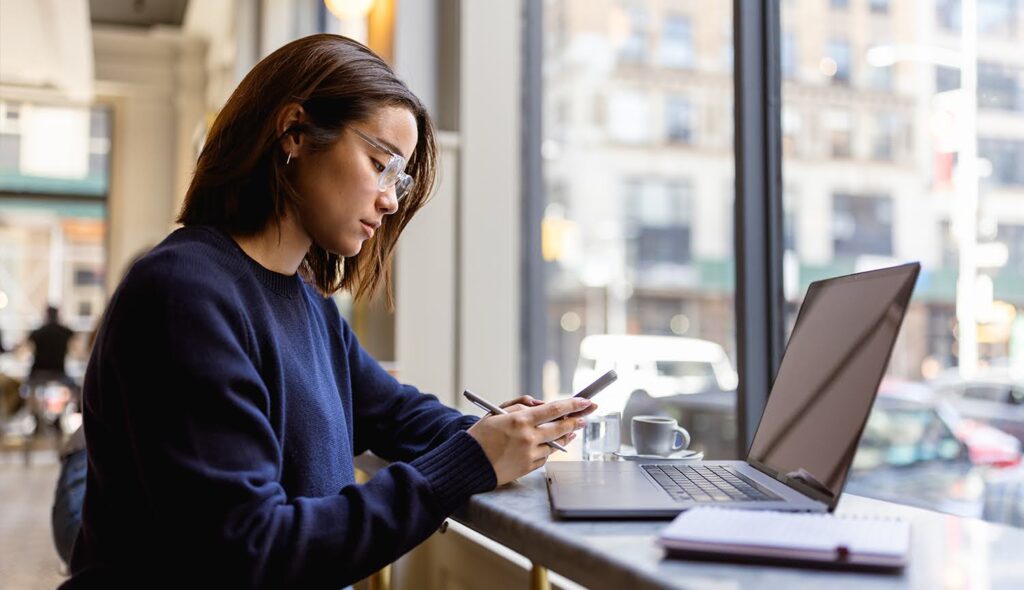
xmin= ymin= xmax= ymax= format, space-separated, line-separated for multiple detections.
xmin=546 ymin=262 xmax=921 ymax=519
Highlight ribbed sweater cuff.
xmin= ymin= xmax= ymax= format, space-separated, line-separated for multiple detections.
xmin=410 ymin=430 xmax=497 ymax=513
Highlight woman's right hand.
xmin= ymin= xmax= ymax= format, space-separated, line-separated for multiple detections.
xmin=467 ymin=398 xmax=592 ymax=486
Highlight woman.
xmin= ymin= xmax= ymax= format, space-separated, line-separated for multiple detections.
xmin=62 ymin=34 xmax=594 ymax=589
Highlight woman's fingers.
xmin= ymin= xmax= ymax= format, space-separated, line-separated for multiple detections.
xmin=537 ymin=416 xmax=584 ymax=443
xmin=500 ymin=395 xmax=544 ymax=409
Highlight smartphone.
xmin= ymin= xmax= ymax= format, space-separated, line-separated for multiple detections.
xmin=574 ymin=369 xmax=617 ymax=400
xmin=565 ymin=369 xmax=617 ymax=417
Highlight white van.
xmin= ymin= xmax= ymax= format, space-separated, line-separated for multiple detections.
xmin=572 ymin=334 xmax=738 ymax=415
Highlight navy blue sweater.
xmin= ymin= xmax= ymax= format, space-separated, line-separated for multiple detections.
xmin=62 ymin=226 xmax=497 ymax=589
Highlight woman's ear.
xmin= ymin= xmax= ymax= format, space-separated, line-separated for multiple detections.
xmin=276 ymin=103 xmax=305 ymax=160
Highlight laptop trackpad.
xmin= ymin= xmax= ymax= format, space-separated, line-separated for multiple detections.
xmin=548 ymin=462 xmax=669 ymax=506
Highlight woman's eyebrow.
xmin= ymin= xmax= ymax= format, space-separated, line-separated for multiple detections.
xmin=373 ymin=136 xmax=407 ymax=160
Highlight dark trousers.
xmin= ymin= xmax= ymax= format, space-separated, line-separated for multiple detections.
xmin=52 ymin=448 xmax=87 ymax=565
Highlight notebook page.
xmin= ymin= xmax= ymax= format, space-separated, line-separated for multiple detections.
xmin=661 ymin=508 xmax=910 ymax=556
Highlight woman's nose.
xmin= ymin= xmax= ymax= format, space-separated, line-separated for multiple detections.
xmin=377 ymin=187 xmax=399 ymax=215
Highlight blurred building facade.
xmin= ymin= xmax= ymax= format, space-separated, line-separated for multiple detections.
xmin=540 ymin=0 xmax=1024 ymax=393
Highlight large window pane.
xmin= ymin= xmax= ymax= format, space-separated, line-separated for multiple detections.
xmin=539 ymin=0 xmax=736 ymax=458
xmin=782 ymin=0 xmax=1024 ymax=525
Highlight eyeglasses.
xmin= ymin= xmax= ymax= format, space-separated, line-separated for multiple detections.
xmin=351 ymin=128 xmax=414 ymax=202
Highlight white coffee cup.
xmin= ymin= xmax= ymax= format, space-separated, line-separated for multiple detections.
xmin=631 ymin=415 xmax=691 ymax=456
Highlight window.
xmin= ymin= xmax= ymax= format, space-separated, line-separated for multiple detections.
xmin=869 ymin=0 xmax=890 ymax=13
xmin=940 ymin=0 xmax=1020 ymax=36
xmin=781 ymin=1 xmax=1024 ymax=523
xmin=826 ymin=39 xmax=852 ymax=85
xmin=607 ymin=91 xmax=651 ymax=143
xmin=978 ymin=62 xmax=1022 ymax=111
xmin=538 ymin=1 xmax=735 ymax=433
xmin=0 ymin=101 xmax=111 ymax=197
xmin=660 ymin=14 xmax=693 ymax=69
xmin=618 ymin=5 xmax=648 ymax=64
xmin=625 ymin=179 xmax=693 ymax=271
xmin=823 ymin=109 xmax=853 ymax=158
xmin=979 ymin=138 xmax=1024 ymax=185
xmin=664 ymin=96 xmax=694 ymax=144
xmin=832 ymin=194 xmax=893 ymax=258
xmin=872 ymin=112 xmax=901 ymax=161
xmin=998 ymin=225 xmax=1024 ymax=272
xmin=781 ymin=31 xmax=796 ymax=79
xmin=978 ymin=0 xmax=1018 ymax=36
xmin=936 ymin=65 xmax=961 ymax=93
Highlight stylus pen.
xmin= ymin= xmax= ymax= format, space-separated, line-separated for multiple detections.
xmin=463 ymin=389 xmax=568 ymax=453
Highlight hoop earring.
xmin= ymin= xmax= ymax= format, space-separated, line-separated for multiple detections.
xmin=286 ymin=152 xmax=293 ymax=165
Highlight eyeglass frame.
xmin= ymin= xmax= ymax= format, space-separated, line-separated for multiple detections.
xmin=350 ymin=127 xmax=415 ymax=202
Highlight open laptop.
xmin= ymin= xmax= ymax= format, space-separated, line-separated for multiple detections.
xmin=546 ymin=262 xmax=921 ymax=518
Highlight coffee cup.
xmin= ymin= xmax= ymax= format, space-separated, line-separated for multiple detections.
xmin=631 ymin=415 xmax=691 ymax=457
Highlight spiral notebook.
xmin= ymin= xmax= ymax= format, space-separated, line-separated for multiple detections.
xmin=658 ymin=508 xmax=910 ymax=572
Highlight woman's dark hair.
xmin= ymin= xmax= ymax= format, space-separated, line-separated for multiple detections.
xmin=178 ymin=34 xmax=437 ymax=303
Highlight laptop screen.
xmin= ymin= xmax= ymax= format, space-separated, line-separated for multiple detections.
xmin=746 ymin=263 xmax=920 ymax=506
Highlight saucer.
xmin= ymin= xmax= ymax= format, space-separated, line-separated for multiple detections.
xmin=613 ymin=448 xmax=703 ymax=462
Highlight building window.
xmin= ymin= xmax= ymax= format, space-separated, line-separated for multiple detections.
xmin=781 ymin=31 xmax=796 ymax=79
xmin=607 ymin=91 xmax=651 ymax=143
xmin=979 ymin=138 xmax=1024 ymax=185
xmin=618 ymin=6 xmax=648 ymax=64
xmin=664 ymin=96 xmax=694 ymax=144
xmin=872 ymin=113 xmax=902 ymax=161
xmin=978 ymin=62 xmax=1022 ymax=111
xmin=660 ymin=14 xmax=694 ymax=69
xmin=625 ymin=180 xmax=693 ymax=270
xmin=939 ymin=0 xmax=1020 ymax=36
xmin=998 ymin=224 xmax=1024 ymax=272
xmin=869 ymin=0 xmax=890 ymax=13
xmin=823 ymin=109 xmax=853 ymax=158
xmin=936 ymin=65 xmax=961 ymax=93
xmin=831 ymin=0 xmax=850 ymax=9
xmin=826 ymin=39 xmax=852 ymax=85
xmin=832 ymin=193 xmax=894 ymax=258
xmin=978 ymin=0 xmax=1018 ymax=36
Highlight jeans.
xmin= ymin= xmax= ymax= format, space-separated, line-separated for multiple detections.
xmin=52 ymin=447 xmax=87 ymax=565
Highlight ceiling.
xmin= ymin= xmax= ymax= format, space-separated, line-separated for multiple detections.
xmin=89 ymin=0 xmax=189 ymax=28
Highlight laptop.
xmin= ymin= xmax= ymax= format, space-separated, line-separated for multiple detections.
xmin=546 ymin=262 xmax=921 ymax=518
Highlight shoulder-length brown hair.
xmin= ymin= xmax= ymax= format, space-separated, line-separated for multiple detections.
xmin=178 ymin=34 xmax=437 ymax=303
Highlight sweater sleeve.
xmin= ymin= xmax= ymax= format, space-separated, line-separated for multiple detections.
xmin=99 ymin=267 xmax=494 ymax=589
xmin=342 ymin=313 xmax=484 ymax=463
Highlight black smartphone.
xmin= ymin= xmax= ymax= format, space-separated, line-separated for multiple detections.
xmin=565 ymin=369 xmax=617 ymax=417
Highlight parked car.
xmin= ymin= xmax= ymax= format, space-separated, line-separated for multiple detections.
xmin=572 ymin=334 xmax=737 ymax=417
xmin=930 ymin=369 xmax=1024 ymax=444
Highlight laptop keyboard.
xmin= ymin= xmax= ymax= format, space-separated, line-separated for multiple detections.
xmin=642 ymin=464 xmax=782 ymax=503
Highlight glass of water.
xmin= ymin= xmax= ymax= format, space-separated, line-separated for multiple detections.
xmin=582 ymin=412 xmax=621 ymax=461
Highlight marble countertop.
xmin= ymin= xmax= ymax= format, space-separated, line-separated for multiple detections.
xmin=355 ymin=455 xmax=1024 ymax=589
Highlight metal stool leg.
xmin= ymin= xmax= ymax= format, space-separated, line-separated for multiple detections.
xmin=530 ymin=563 xmax=550 ymax=590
